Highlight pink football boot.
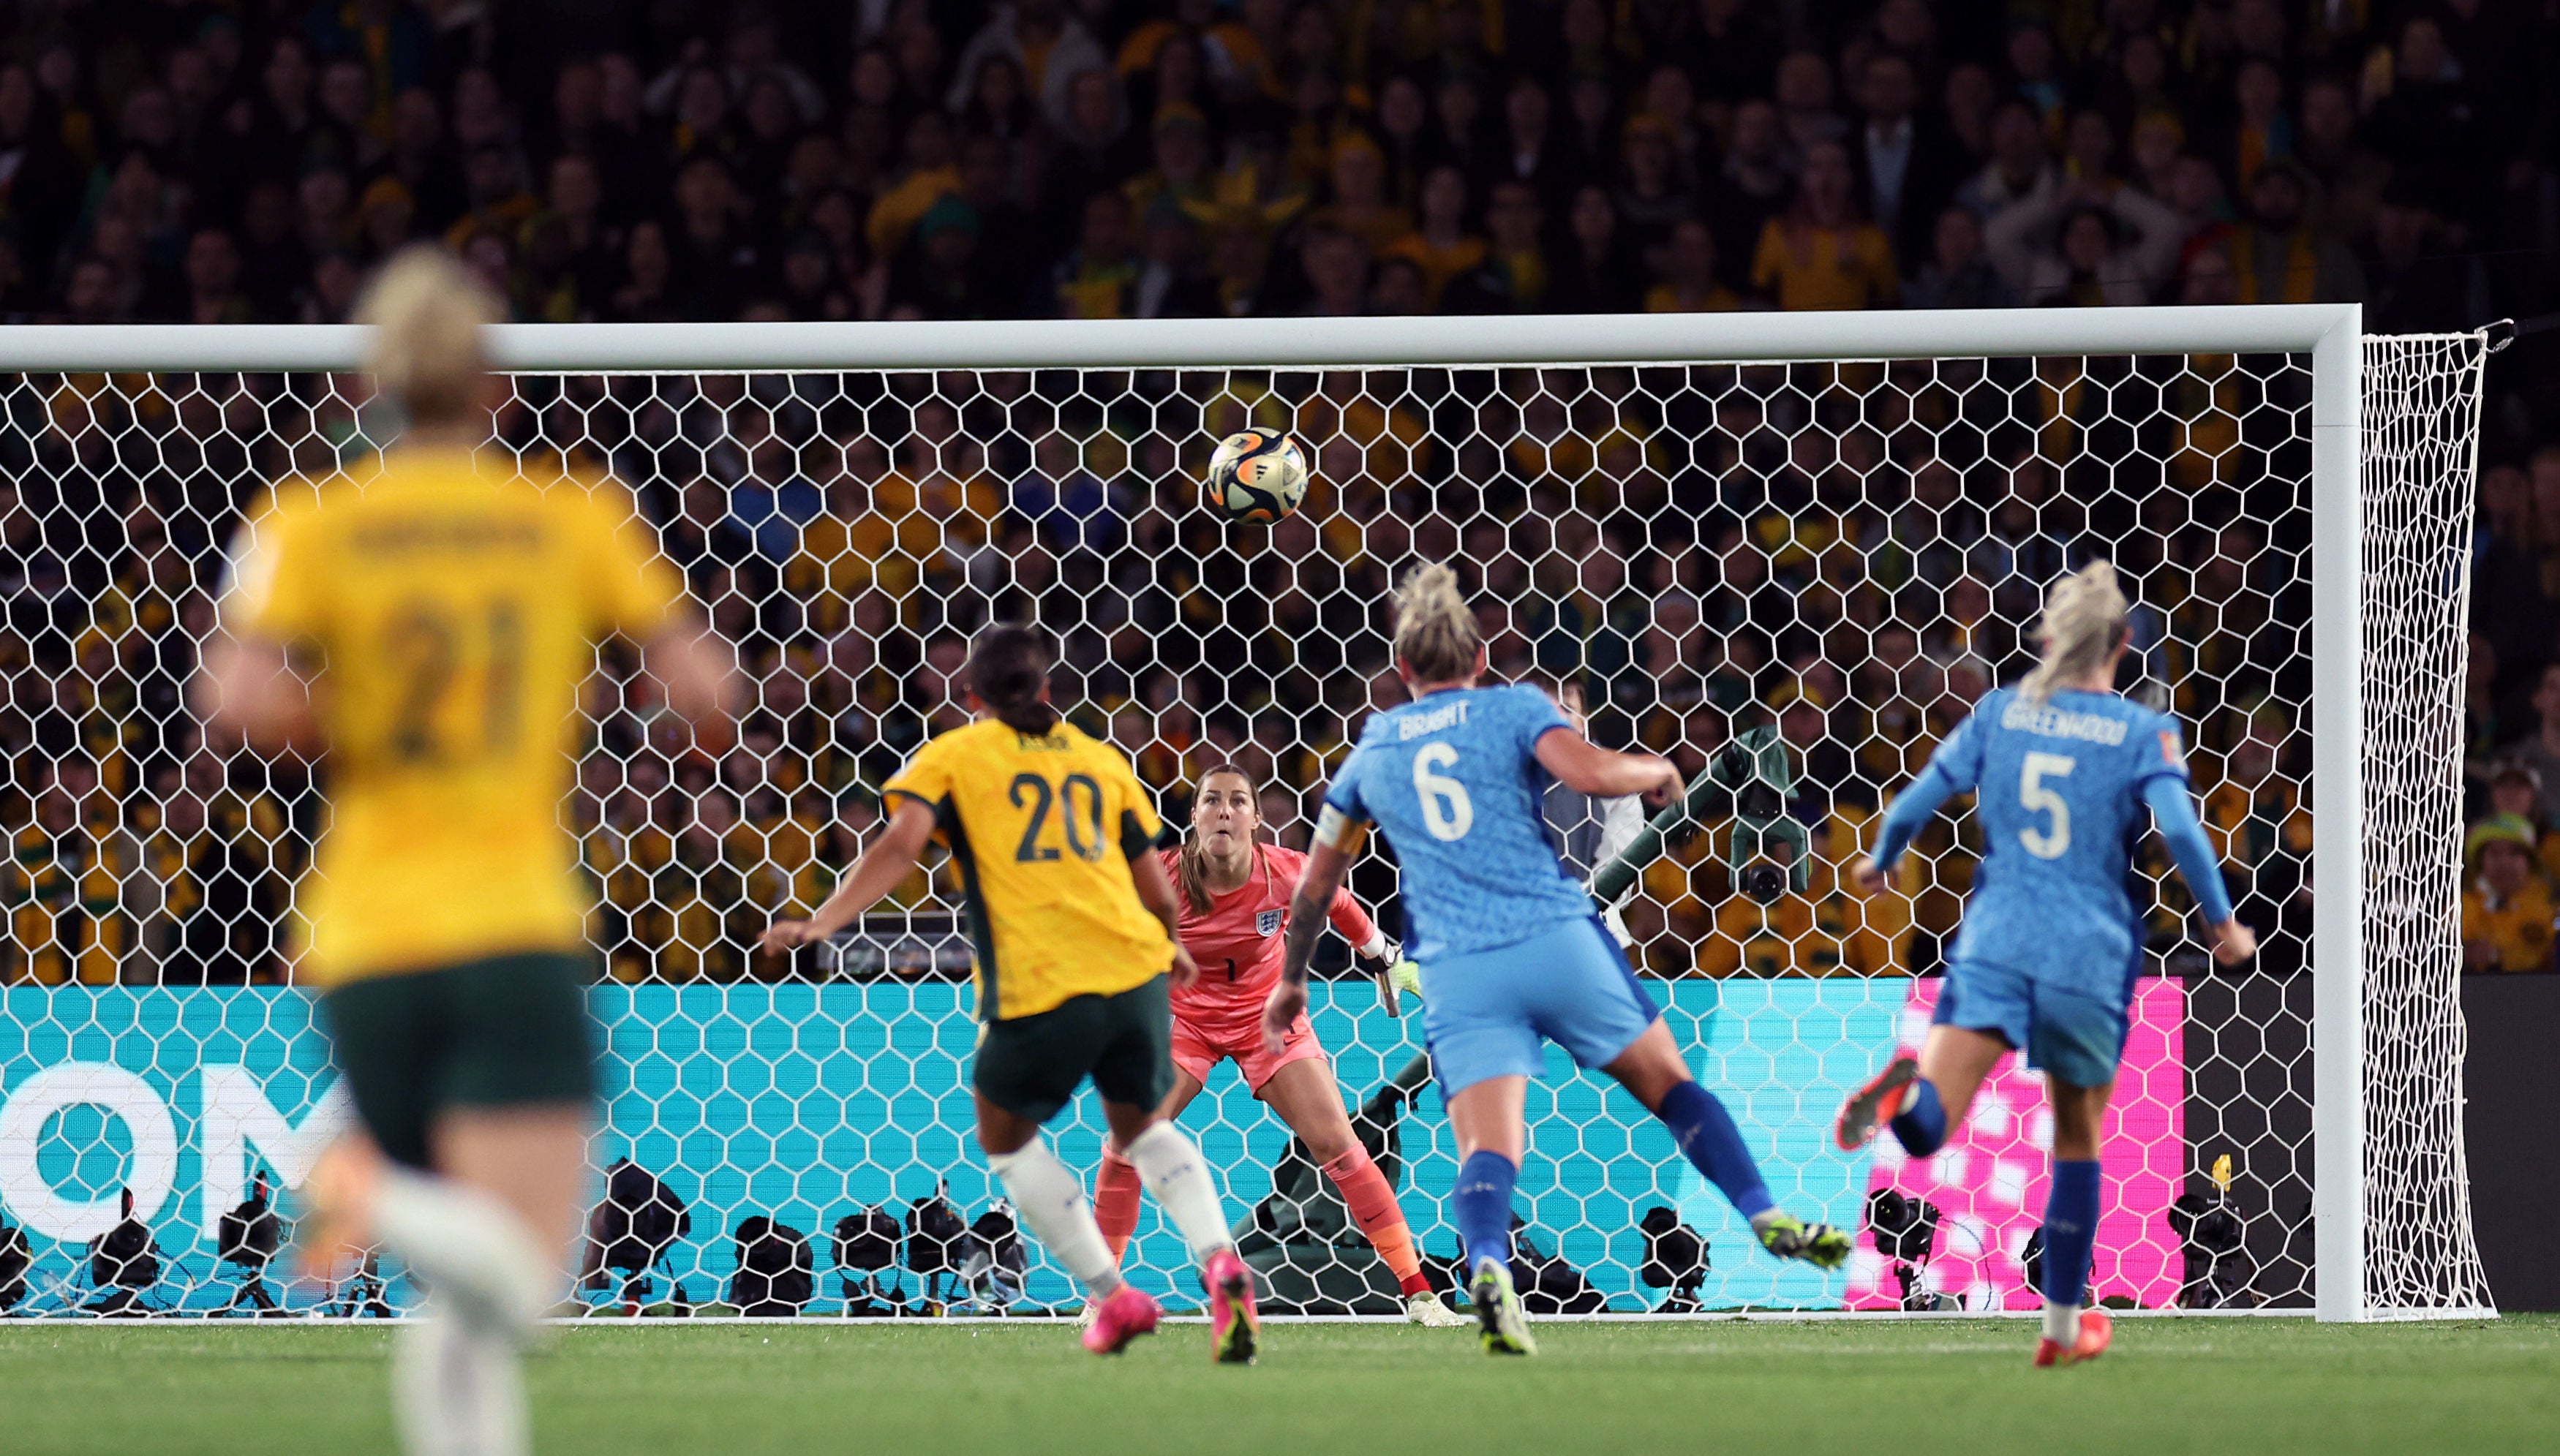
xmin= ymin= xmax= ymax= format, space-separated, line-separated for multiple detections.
xmin=1205 ymin=1249 xmax=1260 ymax=1365
xmin=1081 ymin=1284 xmax=1162 ymax=1355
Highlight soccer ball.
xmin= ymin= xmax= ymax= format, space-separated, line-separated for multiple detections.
xmin=1205 ymin=430 xmax=1309 ymax=524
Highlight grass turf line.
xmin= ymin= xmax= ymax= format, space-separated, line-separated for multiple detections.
xmin=4 ymin=1315 xmax=2554 ymax=1455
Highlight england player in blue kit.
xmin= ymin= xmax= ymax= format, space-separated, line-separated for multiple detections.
xmin=1833 ymin=562 xmax=2256 ymax=1368
xmin=1261 ymin=563 xmax=1851 ymax=1355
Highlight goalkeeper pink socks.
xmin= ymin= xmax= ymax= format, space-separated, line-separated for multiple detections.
xmin=1101 ymin=1141 xmax=1423 ymax=1294
xmin=1093 ymin=1147 xmax=1142 ymax=1261
xmin=1320 ymin=1147 xmax=1431 ymax=1297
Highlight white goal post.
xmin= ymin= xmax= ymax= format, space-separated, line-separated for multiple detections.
xmin=0 ymin=306 xmax=2491 ymax=1324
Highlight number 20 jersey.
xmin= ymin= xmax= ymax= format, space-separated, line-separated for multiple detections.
xmin=1929 ymin=685 xmax=2191 ymax=999
xmin=884 ymin=719 xmax=1173 ymax=1022
xmin=1323 ymin=684 xmax=1596 ymax=962
xmin=222 ymin=450 xmax=682 ymax=986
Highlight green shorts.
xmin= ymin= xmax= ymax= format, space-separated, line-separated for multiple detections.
xmin=320 ymin=951 xmax=597 ymax=1170
xmin=974 ymin=975 xmax=1174 ymax=1124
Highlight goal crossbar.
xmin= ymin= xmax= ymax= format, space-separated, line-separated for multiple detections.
xmin=0 ymin=303 xmax=2359 ymax=373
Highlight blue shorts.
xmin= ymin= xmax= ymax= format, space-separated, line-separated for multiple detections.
xmin=1420 ymin=917 xmax=1661 ymax=1098
xmin=1933 ymin=960 xmax=2128 ymax=1090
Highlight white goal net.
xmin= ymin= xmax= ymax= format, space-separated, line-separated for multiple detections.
xmin=0 ymin=313 xmax=2493 ymax=1321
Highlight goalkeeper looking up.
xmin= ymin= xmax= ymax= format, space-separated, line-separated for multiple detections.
xmin=1088 ymin=763 xmax=1469 ymax=1327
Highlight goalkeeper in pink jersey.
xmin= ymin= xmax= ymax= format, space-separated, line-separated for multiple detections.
xmin=1091 ymin=763 xmax=1470 ymax=1327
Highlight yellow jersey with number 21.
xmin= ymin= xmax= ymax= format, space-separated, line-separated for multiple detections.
xmin=222 ymin=448 xmax=682 ymax=987
xmin=882 ymin=718 xmax=1172 ymax=1022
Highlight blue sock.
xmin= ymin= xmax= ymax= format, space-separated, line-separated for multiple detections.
xmin=1655 ymin=1079 xmax=1774 ymax=1221
xmin=2040 ymin=1160 xmax=2102 ymax=1308
xmin=1890 ymin=1079 xmax=1948 ymax=1157
xmin=1452 ymin=1150 xmax=1518 ymax=1273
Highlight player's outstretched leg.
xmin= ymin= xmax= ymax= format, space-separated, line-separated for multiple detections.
xmin=1452 ymin=1148 xmax=1535 ymax=1355
xmin=1834 ymin=1055 xmax=1923 ymax=1152
xmin=986 ymin=1136 xmax=1162 ymax=1354
xmin=1121 ymin=1120 xmax=1259 ymax=1364
xmin=1837 ymin=1025 xmax=2011 ymax=1161
xmin=1079 ymin=1148 xmax=1144 ymax=1332
xmin=394 ymin=1310 xmax=528 ymax=1456
xmin=1608 ymin=1025 xmax=1851 ymax=1270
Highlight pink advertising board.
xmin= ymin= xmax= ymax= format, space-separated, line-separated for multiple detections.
xmin=1845 ymin=976 xmax=2188 ymax=1311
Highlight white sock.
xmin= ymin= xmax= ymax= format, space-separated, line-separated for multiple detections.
xmin=2042 ymin=1300 xmax=2081 ymax=1346
xmin=373 ymin=1166 xmax=556 ymax=1340
xmin=985 ymin=1139 xmax=1124 ymax=1297
xmin=394 ymin=1309 xmax=528 ymax=1456
xmin=1121 ymin=1121 xmax=1235 ymax=1267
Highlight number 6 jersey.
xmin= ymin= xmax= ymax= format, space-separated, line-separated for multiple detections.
xmin=221 ymin=450 xmax=682 ymax=986
xmin=1320 ymin=684 xmax=1596 ymax=962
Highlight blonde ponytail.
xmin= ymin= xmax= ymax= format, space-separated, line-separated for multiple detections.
xmin=1391 ymin=560 xmax=1482 ymax=685
xmin=2019 ymin=560 xmax=2131 ymax=704
xmin=354 ymin=245 xmax=500 ymax=429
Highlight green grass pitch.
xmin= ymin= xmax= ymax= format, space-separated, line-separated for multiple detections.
xmin=5 ymin=1315 xmax=2554 ymax=1454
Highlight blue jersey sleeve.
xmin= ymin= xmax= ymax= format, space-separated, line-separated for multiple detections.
xmin=1871 ymin=709 xmax=1984 ymax=871
xmin=1507 ymin=684 xmax=1574 ymax=761
xmin=2135 ymin=714 xmax=2192 ymax=786
xmin=1932 ymin=704 xmax=1989 ymax=791
xmin=2142 ymin=773 xmax=2235 ymax=925
xmin=1322 ymin=741 xmax=1371 ymax=821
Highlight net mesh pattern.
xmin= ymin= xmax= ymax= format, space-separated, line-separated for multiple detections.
xmin=0 ymin=339 xmax=2485 ymax=1319
xmin=2357 ymin=334 xmax=2496 ymax=1317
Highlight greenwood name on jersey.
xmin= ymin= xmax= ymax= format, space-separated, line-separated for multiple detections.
xmin=1928 ymin=686 xmax=2191 ymax=996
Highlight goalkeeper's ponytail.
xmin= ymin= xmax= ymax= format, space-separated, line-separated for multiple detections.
xmin=2020 ymin=559 xmax=2130 ymax=705
xmin=1392 ymin=560 xmax=1483 ymax=687
xmin=354 ymin=244 xmax=499 ymax=429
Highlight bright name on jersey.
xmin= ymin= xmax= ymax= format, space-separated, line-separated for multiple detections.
xmin=1398 ymin=701 xmax=1472 ymax=739
xmin=2000 ymin=697 xmax=2131 ymax=745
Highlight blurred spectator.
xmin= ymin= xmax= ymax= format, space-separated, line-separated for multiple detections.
xmin=1750 ymin=139 xmax=1897 ymax=312
xmin=1644 ymin=219 xmax=1736 ymax=313
xmin=2228 ymin=159 xmax=2363 ymax=305
xmin=1852 ymin=52 xmax=1964 ymax=266
xmin=2461 ymin=816 xmax=2556 ymax=973
xmin=2203 ymin=706 xmax=2311 ymax=969
xmin=1984 ymin=177 xmax=2183 ymax=307
xmin=1901 ymin=205 xmax=2013 ymax=311
xmin=2502 ymin=665 xmax=2560 ymax=829
xmin=2485 ymin=763 xmax=2560 ymax=887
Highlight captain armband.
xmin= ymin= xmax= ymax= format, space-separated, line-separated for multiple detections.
xmin=1311 ymin=804 xmax=1367 ymax=853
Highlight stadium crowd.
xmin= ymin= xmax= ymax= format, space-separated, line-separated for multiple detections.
xmin=0 ymin=0 xmax=2555 ymax=984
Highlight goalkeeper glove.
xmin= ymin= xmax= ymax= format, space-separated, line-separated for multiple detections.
xmin=1387 ymin=957 xmax=1424 ymax=1000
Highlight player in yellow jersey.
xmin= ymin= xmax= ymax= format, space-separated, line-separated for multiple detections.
xmin=197 ymin=246 xmax=734 ymax=1455
xmin=761 ymin=623 xmax=1262 ymax=1363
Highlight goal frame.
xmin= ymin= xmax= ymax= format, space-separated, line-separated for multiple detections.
xmin=0 ymin=304 xmax=2424 ymax=1323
